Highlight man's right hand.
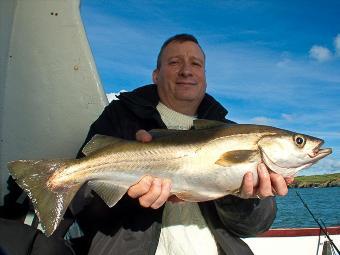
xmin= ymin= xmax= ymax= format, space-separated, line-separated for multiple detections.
xmin=127 ymin=130 xmax=173 ymax=209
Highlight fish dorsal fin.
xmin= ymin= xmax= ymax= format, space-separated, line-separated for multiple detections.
xmin=193 ymin=119 xmax=226 ymax=130
xmin=88 ymin=180 xmax=128 ymax=207
xmin=149 ymin=129 xmax=184 ymax=139
xmin=215 ymin=150 xmax=259 ymax=167
xmin=82 ymin=134 xmax=124 ymax=156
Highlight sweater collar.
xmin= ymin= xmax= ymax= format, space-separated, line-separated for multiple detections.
xmin=117 ymin=84 xmax=228 ymax=120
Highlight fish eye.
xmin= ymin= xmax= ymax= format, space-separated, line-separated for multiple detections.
xmin=294 ymin=135 xmax=306 ymax=148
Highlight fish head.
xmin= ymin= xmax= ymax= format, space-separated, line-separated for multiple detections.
xmin=258 ymin=132 xmax=332 ymax=177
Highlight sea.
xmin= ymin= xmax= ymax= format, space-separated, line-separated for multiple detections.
xmin=272 ymin=187 xmax=340 ymax=228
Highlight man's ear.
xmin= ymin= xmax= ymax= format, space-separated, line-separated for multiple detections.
xmin=152 ymin=69 xmax=159 ymax=84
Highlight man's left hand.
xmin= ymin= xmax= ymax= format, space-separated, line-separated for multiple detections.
xmin=239 ymin=163 xmax=294 ymax=199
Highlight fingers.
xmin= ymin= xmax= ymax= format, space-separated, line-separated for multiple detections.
xmin=239 ymin=164 xmax=273 ymax=199
xmin=127 ymin=175 xmax=154 ymax=198
xmin=127 ymin=176 xmax=172 ymax=209
xmin=239 ymin=164 xmax=291 ymax=199
xmin=270 ymin=172 xmax=288 ymax=196
xmin=136 ymin=129 xmax=152 ymax=143
xmin=285 ymin=177 xmax=294 ymax=185
xmin=257 ymin=163 xmax=274 ymax=197
xmin=240 ymin=172 xmax=254 ymax=199
xmin=147 ymin=179 xmax=172 ymax=209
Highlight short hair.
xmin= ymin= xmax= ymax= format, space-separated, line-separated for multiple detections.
xmin=156 ymin=34 xmax=205 ymax=69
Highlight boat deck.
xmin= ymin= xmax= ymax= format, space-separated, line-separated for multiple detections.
xmin=243 ymin=227 xmax=340 ymax=255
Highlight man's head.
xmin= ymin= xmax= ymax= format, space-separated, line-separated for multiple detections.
xmin=153 ymin=34 xmax=207 ymax=115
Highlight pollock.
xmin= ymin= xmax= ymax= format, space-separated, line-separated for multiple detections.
xmin=8 ymin=120 xmax=332 ymax=236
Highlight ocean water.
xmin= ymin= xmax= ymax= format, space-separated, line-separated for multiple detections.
xmin=272 ymin=187 xmax=340 ymax=228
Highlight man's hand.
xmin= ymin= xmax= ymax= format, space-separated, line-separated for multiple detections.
xmin=240 ymin=163 xmax=294 ymax=199
xmin=127 ymin=130 xmax=173 ymax=209
xmin=127 ymin=175 xmax=172 ymax=209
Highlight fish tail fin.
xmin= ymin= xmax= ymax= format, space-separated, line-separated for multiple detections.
xmin=7 ymin=159 xmax=81 ymax=236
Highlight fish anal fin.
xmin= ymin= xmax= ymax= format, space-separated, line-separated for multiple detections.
xmin=82 ymin=134 xmax=123 ymax=156
xmin=174 ymin=191 xmax=220 ymax=202
xmin=216 ymin=150 xmax=258 ymax=167
xmin=89 ymin=181 xmax=127 ymax=207
xmin=193 ymin=119 xmax=226 ymax=130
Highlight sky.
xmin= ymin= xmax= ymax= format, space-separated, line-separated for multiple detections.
xmin=80 ymin=0 xmax=340 ymax=176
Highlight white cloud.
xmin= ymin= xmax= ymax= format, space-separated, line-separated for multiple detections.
xmin=309 ymin=45 xmax=332 ymax=62
xmin=334 ymin=34 xmax=340 ymax=56
xmin=308 ymin=131 xmax=340 ymax=139
xmin=276 ymin=58 xmax=291 ymax=68
xmin=307 ymin=33 xmax=340 ymax=61
xmin=249 ymin=116 xmax=276 ymax=125
xmin=299 ymin=158 xmax=340 ymax=176
xmin=106 ymin=90 xmax=127 ymax=102
xmin=281 ymin=113 xmax=294 ymax=122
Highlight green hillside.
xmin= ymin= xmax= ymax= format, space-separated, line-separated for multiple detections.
xmin=289 ymin=173 xmax=340 ymax=188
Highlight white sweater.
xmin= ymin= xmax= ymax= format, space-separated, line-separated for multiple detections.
xmin=155 ymin=102 xmax=218 ymax=255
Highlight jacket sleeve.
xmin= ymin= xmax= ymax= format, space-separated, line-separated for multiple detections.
xmin=213 ymin=195 xmax=277 ymax=237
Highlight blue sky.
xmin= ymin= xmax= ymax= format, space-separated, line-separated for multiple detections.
xmin=80 ymin=1 xmax=340 ymax=175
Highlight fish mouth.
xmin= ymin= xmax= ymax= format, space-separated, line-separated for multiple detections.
xmin=308 ymin=141 xmax=332 ymax=160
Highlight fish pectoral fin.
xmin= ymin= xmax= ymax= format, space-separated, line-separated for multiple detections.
xmin=193 ymin=119 xmax=226 ymax=130
xmin=215 ymin=150 xmax=259 ymax=167
xmin=82 ymin=134 xmax=124 ymax=156
xmin=89 ymin=181 xmax=127 ymax=207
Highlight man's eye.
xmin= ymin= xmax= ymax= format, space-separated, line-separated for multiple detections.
xmin=169 ymin=61 xmax=179 ymax=65
xmin=193 ymin=62 xmax=202 ymax=67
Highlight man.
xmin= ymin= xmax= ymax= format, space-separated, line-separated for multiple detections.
xmin=73 ymin=34 xmax=292 ymax=255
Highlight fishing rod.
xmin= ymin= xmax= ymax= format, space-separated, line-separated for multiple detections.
xmin=295 ymin=191 xmax=339 ymax=254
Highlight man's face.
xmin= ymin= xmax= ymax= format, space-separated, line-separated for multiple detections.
xmin=153 ymin=41 xmax=207 ymax=112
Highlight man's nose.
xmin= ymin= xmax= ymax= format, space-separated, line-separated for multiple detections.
xmin=178 ymin=62 xmax=193 ymax=77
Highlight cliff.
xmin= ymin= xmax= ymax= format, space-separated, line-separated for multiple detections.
xmin=289 ymin=173 xmax=340 ymax=188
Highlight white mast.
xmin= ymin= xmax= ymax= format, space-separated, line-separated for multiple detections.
xmin=0 ymin=0 xmax=108 ymax=202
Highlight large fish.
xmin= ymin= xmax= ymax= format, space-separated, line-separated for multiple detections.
xmin=8 ymin=120 xmax=332 ymax=236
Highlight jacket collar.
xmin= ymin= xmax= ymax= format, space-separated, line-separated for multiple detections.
xmin=117 ymin=84 xmax=228 ymax=120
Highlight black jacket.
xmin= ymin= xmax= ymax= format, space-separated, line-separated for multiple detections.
xmin=73 ymin=84 xmax=276 ymax=255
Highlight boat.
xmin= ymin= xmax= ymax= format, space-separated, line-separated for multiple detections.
xmin=0 ymin=1 xmax=339 ymax=255
xmin=244 ymin=226 xmax=340 ymax=255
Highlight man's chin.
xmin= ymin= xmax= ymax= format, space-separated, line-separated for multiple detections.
xmin=175 ymin=88 xmax=202 ymax=98
xmin=174 ymin=94 xmax=203 ymax=103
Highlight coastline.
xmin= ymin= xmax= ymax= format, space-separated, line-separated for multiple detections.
xmin=289 ymin=173 xmax=340 ymax=188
